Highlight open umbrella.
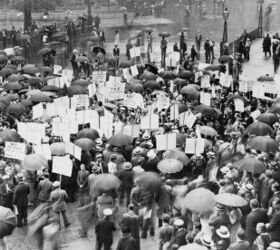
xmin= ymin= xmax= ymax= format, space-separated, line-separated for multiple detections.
xmin=72 ymin=79 xmax=90 ymax=87
xmin=199 ymin=126 xmax=218 ymax=137
xmin=22 ymin=154 xmax=48 ymax=171
xmin=180 ymin=85 xmax=199 ymax=101
xmin=183 ymin=188 xmax=216 ymax=213
xmin=157 ymin=159 xmax=183 ymax=174
xmin=245 ymin=121 xmax=273 ymax=136
xmin=140 ymin=70 xmax=157 ymax=81
xmin=130 ymin=83 xmax=144 ymax=93
xmin=52 ymin=32 xmax=66 ymax=39
xmin=257 ymin=113 xmax=279 ymax=126
xmin=144 ymin=63 xmax=158 ymax=75
xmin=68 ymin=86 xmax=88 ymax=96
xmin=0 ymin=54 xmax=8 ymax=63
xmin=164 ymin=149 xmax=190 ymax=166
xmin=235 ymin=158 xmax=266 ymax=174
xmin=108 ymin=134 xmax=133 ymax=146
xmin=74 ymin=138 xmax=95 ymax=151
xmin=39 ymin=66 xmax=52 ymax=74
xmin=174 ymin=78 xmax=187 ymax=87
xmin=178 ymin=244 xmax=208 ymax=250
xmin=37 ymin=47 xmax=51 ymax=56
xmin=218 ymin=55 xmax=233 ymax=63
xmin=194 ymin=105 xmax=218 ymax=118
xmin=0 ymin=206 xmax=16 ymax=239
xmin=92 ymin=46 xmax=106 ymax=54
xmin=4 ymin=82 xmax=22 ymax=91
xmin=6 ymin=94 xmax=19 ymax=101
xmin=0 ymin=67 xmax=15 ymax=77
xmin=159 ymin=32 xmax=170 ymax=37
xmin=77 ymin=128 xmax=100 ymax=141
xmin=50 ymin=142 xmax=66 ymax=156
xmin=31 ymin=92 xmax=51 ymax=103
xmin=257 ymin=74 xmax=274 ymax=82
xmin=160 ymin=71 xmax=177 ymax=80
xmin=7 ymin=73 xmax=24 ymax=82
xmin=41 ymin=85 xmax=59 ymax=92
xmin=119 ymin=60 xmax=133 ymax=68
xmin=0 ymin=130 xmax=20 ymax=142
xmin=144 ymin=80 xmax=160 ymax=90
xmin=142 ymin=27 xmax=154 ymax=33
xmin=136 ymin=172 xmax=163 ymax=192
xmin=10 ymin=55 xmax=25 ymax=63
xmin=6 ymin=103 xmax=26 ymax=117
xmin=269 ymin=103 xmax=280 ymax=114
xmin=179 ymin=70 xmax=193 ymax=80
xmin=249 ymin=136 xmax=278 ymax=153
xmin=24 ymin=66 xmax=39 ymax=75
xmin=90 ymin=174 xmax=120 ymax=193
xmin=215 ymin=193 xmax=248 ymax=207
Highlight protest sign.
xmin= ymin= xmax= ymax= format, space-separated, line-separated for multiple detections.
xmin=170 ymin=104 xmax=179 ymax=120
xmin=150 ymin=52 xmax=161 ymax=63
xmin=130 ymin=47 xmax=141 ymax=58
xmin=46 ymin=103 xmax=56 ymax=117
xmin=76 ymin=109 xmax=91 ymax=124
xmin=72 ymin=94 xmax=89 ymax=109
xmin=200 ymin=75 xmax=210 ymax=89
xmin=5 ymin=142 xmax=25 ymax=161
xmin=130 ymin=65 xmax=139 ymax=77
xmin=141 ymin=114 xmax=159 ymax=129
xmin=107 ymin=77 xmax=125 ymax=100
xmin=17 ymin=122 xmax=45 ymax=144
xmin=179 ymin=111 xmax=196 ymax=128
xmin=156 ymin=94 xmax=170 ymax=111
xmin=92 ymin=71 xmax=107 ymax=83
xmin=156 ymin=133 xmax=176 ymax=151
xmin=121 ymin=125 xmax=140 ymax=138
xmin=53 ymin=65 xmax=62 ymax=75
xmin=211 ymin=85 xmax=216 ymax=98
xmin=220 ymin=73 xmax=232 ymax=88
xmin=122 ymin=68 xmax=131 ymax=80
xmin=185 ymin=138 xmax=205 ymax=154
xmin=234 ymin=99 xmax=245 ymax=112
xmin=65 ymin=142 xmax=81 ymax=161
xmin=165 ymin=52 xmax=180 ymax=67
xmin=32 ymin=103 xmax=44 ymax=119
xmin=252 ymin=85 xmax=265 ymax=99
xmin=200 ymin=92 xmax=211 ymax=106
xmin=33 ymin=144 xmax=52 ymax=160
xmin=52 ymin=156 xmax=73 ymax=177
xmin=123 ymin=93 xmax=144 ymax=109
xmin=88 ymin=83 xmax=96 ymax=97
xmin=239 ymin=81 xmax=248 ymax=93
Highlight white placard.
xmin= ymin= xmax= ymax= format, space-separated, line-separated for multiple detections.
xmin=156 ymin=133 xmax=176 ymax=151
xmin=33 ymin=144 xmax=52 ymax=160
xmin=122 ymin=68 xmax=131 ymax=80
xmin=88 ymin=83 xmax=96 ymax=97
xmin=130 ymin=47 xmax=141 ymax=58
xmin=107 ymin=77 xmax=125 ymax=100
xmin=17 ymin=122 xmax=45 ymax=144
xmin=32 ymin=103 xmax=44 ymax=119
xmin=150 ymin=52 xmax=161 ymax=62
xmin=65 ymin=142 xmax=81 ymax=161
xmin=52 ymin=156 xmax=73 ymax=177
xmin=141 ymin=114 xmax=159 ymax=129
xmin=252 ymin=85 xmax=265 ymax=99
xmin=220 ymin=73 xmax=232 ymax=88
xmin=201 ymin=75 xmax=210 ymax=88
xmin=234 ymin=99 xmax=245 ymax=112
xmin=170 ymin=104 xmax=179 ymax=120
xmin=130 ymin=65 xmax=139 ymax=77
xmin=185 ymin=138 xmax=205 ymax=154
xmin=53 ymin=64 xmax=62 ymax=75
xmin=72 ymin=94 xmax=89 ymax=109
xmin=200 ymin=92 xmax=211 ymax=106
xmin=4 ymin=142 xmax=25 ymax=161
xmin=156 ymin=94 xmax=170 ymax=111
xmin=92 ymin=71 xmax=107 ymax=83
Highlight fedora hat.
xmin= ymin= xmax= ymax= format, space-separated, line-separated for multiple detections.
xmin=16 ymin=172 xmax=24 ymax=181
xmin=142 ymin=132 xmax=151 ymax=140
xmin=216 ymin=226 xmax=230 ymax=239
xmin=123 ymin=162 xmax=132 ymax=170
xmin=173 ymin=219 xmax=184 ymax=227
xmin=201 ymin=235 xmax=212 ymax=247
xmin=207 ymin=151 xmax=215 ymax=158
xmin=133 ymin=147 xmax=143 ymax=155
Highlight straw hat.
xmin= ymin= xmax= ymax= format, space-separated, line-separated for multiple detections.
xmin=53 ymin=181 xmax=60 ymax=188
xmin=173 ymin=219 xmax=184 ymax=227
xmin=216 ymin=226 xmax=230 ymax=238
xmin=201 ymin=235 xmax=213 ymax=247
xmin=103 ymin=208 xmax=113 ymax=216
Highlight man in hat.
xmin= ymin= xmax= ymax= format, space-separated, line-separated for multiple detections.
xmin=88 ymin=164 xmax=101 ymax=201
xmin=143 ymin=149 xmax=159 ymax=173
xmin=0 ymin=175 xmax=13 ymax=209
xmin=95 ymin=153 xmax=105 ymax=173
xmin=116 ymin=226 xmax=137 ymax=250
xmin=50 ymin=181 xmax=71 ymax=228
xmin=120 ymin=204 xmax=140 ymax=250
xmin=118 ymin=162 xmax=134 ymax=206
xmin=95 ymin=208 xmax=116 ymax=250
xmin=246 ymin=199 xmax=269 ymax=245
xmin=131 ymin=147 xmax=145 ymax=167
xmin=228 ymin=229 xmax=250 ymax=250
xmin=214 ymin=226 xmax=230 ymax=249
xmin=172 ymin=219 xmax=187 ymax=247
xmin=13 ymin=173 xmax=30 ymax=227
xmin=77 ymin=164 xmax=89 ymax=207
xmin=266 ymin=199 xmax=280 ymax=241
xmin=38 ymin=172 xmax=53 ymax=203
xmin=158 ymin=214 xmax=174 ymax=250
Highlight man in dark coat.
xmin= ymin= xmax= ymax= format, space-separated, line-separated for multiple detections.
xmin=172 ymin=219 xmax=187 ymax=247
xmin=95 ymin=208 xmax=116 ymax=250
xmin=245 ymin=199 xmax=269 ymax=246
xmin=13 ymin=173 xmax=30 ymax=227
xmin=228 ymin=229 xmax=250 ymax=250
xmin=38 ymin=172 xmax=53 ymax=203
xmin=158 ymin=214 xmax=174 ymax=250
xmin=116 ymin=226 xmax=138 ymax=250
xmin=266 ymin=199 xmax=280 ymax=241
xmin=0 ymin=175 xmax=14 ymax=210
xmin=263 ymin=33 xmax=272 ymax=57
xmin=120 ymin=204 xmax=140 ymax=250
xmin=118 ymin=164 xmax=134 ymax=206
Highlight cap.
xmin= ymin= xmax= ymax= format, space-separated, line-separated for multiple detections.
xmin=92 ymin=165 xmax=101 ymax=173
xmin=207 ymin=151 xmax=215 ymax=158
xmin=173 ymin=219 xmax=184 ymax=227
xmin=133 ymin=147 xmax=143 ymax=155
xmin=53 ymin=181 xmax=60 ymax=188
xmin=103 ymin=208 xmax=113 ymax=216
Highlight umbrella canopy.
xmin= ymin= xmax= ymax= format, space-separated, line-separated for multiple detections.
xmin=6 ymin=94 xmax=19 ymax=101
xmin=215 ymin=193 xmax=248 ymax=207
xmin=92 ymin=46 xmax=106 ymax=54
xmin=30 ymin=92 xmax=51 ymax=103
xmin=179 ymin=70 xmax=193 ymax=80
xmin=144 ymin=80 xmax=160 ymax=90
xmin=7 ymin=73 xmax=24 ymax=82
xmin=6 ymin=103 xmax=26 ymax=117
xmin=164 ymin=149 xmax=190 ymax=166
xmin=0 ymin=67 xmax=16 ymax=77
xmin=130 ymin=83 xmax=144 ymax=93
xmin=37 ymin=47 xmax=52 ymax=56
xmin=39 ymin=66 xmax=52 ymax=73
xmin=68 ymin=86 xmax=88 ymax=96
xmin=52 ymin=32 xmax=66 ymax=39
xmin=74 ymin=138 xmax=95 ymax=151
xmin=108 ymin=134 xmax=133 ymax=146
xmin=257 ymin=74 xmax=274 ymax=82
xmin=227 ymin=94 xmax=247 ymax=103
xmin=144 ymin=63 xmax=158 ymax=75
xmin=160 ymin=71 xmax=177 ymax=80
xmin=77 ymin=128 xmax=100 ymax=141
xmin=269 ymin=103 xmax=280 ymax=114
xmin=0 ymin=130 xmax=20 ymax=142
xmin=199 ymin=126 xmax=218 ymax=137
xmin=157 ymin=159 xmax=183 ymax=173
xmin=249 ymin=136 xmax=278 ymax=153
xmin=24 ymin=66 xmax=39 ymax=75
xmin=76 ymin=56 xmax=90 ymax=63
xmin=245 ymin=121 xmax=273 ymax=136
xmin=178 ymin=244 xmax=208 ymax=250
xmin=180 ymin=85 xmax=199 ymax=100
xmin=41 ymin=85 xmax=59 ymax=92
xmin=72 ymin=79 xmax=90 ymax=87
xmin=4 ymin=82 xmax=22 ymax=91
xmin=159 ymin=32 xmax=170 ymax=37
xmin=174 ymin=78 xmax=187 ymax=87
xmin=90 ymin=174 xmax=120 ymax=193
xmin=0 ymin=54 xmax=8 ymax=63
xmin=235 ymin=158 xmax=266 ymax=174
xmin=137 ymin=172 xmax=163 ymax=192
xmin=10 ymin=55 xmax=25 ymax=63
xmin=183 ymin=188 xmax=216 ymax=213
xmin=204 ymin=65 xmax=220 ymax=71
xmin=140 ymin=70 xmax=157 ymax=81
xmin=50 ymin=142 xmax=66 ymax=156
xmin=22 ymin=154 xmax=48 ymax=171
xmin=0 ymin=206 xmax=16 ymax=239
xmin=257 ymin=113 xmax=279 ymax=126
xmin=218 ymin=55 xmax=233 ymax=63
xmin=142 ymin=27 xmax=154 ymax=33
xmin=119 ymin=60 xmax=133 ymax=68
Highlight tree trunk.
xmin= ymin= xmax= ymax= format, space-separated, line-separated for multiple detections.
xmin=24 ymin=0 xmax=32 ymax=31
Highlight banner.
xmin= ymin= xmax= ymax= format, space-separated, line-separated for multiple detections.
xmin=5 ymin=142 xmax=25 ymax=161
xmin=92 ymin=71 xmax=107 ymax=83
xmin=52 ymin=156 xmax=73 ymax=177
xmin=107 ymin=77 xmax=125 ymax=100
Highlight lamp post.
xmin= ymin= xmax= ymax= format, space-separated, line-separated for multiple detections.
xmin=220 ymin=6 xmax=229 ymax=56
xmin=258 ymin=0 xmax=264 ymax=38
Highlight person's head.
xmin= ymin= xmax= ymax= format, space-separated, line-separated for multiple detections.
xmin=185 ymin=234 xmax=194 ymax=244
xmin=2 ymin=175 xmax=9 ymax=183
xmin=128 ymin=204 xmax=134 ymax=211
xmin=44 ymin=172 xmax=50 ymax=179
xmin=115 ymin=30 xmax=119 ymax=34
xmin=237 ymin=229 xmax=246 ymax=241
xmin=53 ymin=181 xmax=60 ymax=189
xmin=80 ymin=164 xmax=85 ymax=171
xmin=250 ymin=199 xmax=259 ymax=210
xmin=110 ymin=155 xmax=117 ymax=162
xmin=16 ymin=173 xmax=24 ymax=182
xmin=103 ymin=208 xmax=113 ymax=218
xmin=173 ymin=219 xmax=184 ymax=228
xmin=121 ymin=226 xmax=131 ymax=235
xmin=256 ymin=222 xmax=265 ymax=234
xmin=162 ymin=214 xmax=170 ymax=224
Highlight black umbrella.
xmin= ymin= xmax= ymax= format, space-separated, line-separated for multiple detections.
xmin=92 ymin=46 xmax=106 ymax=54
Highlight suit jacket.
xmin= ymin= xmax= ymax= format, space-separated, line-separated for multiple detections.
xmin=13 ymin=182 xmax=30 ymax=207
xmin=245 ymin=208 xmax=269 ymax=244
xmin=38 ymin=178 xmax=53 ymax=202
xmin=95 ymin=218 xmax=116 ymax=243
xmin=120 ymin=211 xmax=140 ymax=239
xmin=173 ymin=228 xmax=187 ymax=246
xmin=267 ymin=210 xmax=280 ymax=241
xmin=159 ymin=224 xmax=174 ymax=244
xmin=116 ymin=235 xmax=137 ymax=250
xmin=0 ymin=183 xmax=13 ymax=208
xmin=228 ymin=240 xmax=251 ymax=250
xmin=50 ymin=189 xmax=68 ymax=212
xmin=118 ymin=170 xmax=134 ymax=189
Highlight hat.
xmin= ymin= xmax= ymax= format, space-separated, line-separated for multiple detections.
xmin=103 ymin=208 xmax=113 ymax=216
xmin=92 ymin=165 xmax=101 ymax=173
xmin=207 ymin=151 xmax=215 ymax=158
xmin=237 ymin=229 xmax=246 ymax=240
xmin=147 ymin=149 xmax=156 ymax=159
xmin=73 ymin=49 xmax=78 ymax=53
xmin=201 ymin=235 xmax=212 ymax=247
xmin=268 ymin=242 xmax=280 ymax=250
xmin=133 ymin=147 xmax=143 ymax=155
xmin=142 ymin=132 xmax=151 ymax=140
xmin=2 ymin=175 xmax=9 ymax=180
xmin=96 ymin=153 xmax=102 ymax=159
xmin=146 ymin=141 xmax=153 ymax=149
xmin=53 ymin=181 xmax=60 ymax=188
xmin=173 ymin=219 xmax=184 ymax=227
xmin=123 ymin=162 xmax=132 ymax=170
xmin=16 ymin=173 xmax=24 ymax=181
xmin=245 ymin=183 xmax=254 ymax=192
xmin=220 ymin=166 xmax=230 ymax=174
xmin=216 ymin=226 xmax=230 ymax=239
xmin=95 ymin=138 xmax=102 ymax=146
xmin=215 ymin=203 xmax=226 ymax=211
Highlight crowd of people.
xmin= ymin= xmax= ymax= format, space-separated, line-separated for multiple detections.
xmin=0 ymin=9 xmax=280 ymax=250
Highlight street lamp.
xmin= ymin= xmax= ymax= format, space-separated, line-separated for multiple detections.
xmin=222 ymin=7 xmax=229 ymax=43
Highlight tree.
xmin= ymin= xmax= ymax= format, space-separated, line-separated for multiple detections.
xmin=23 ymin=0 xmax=32 ymax=31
